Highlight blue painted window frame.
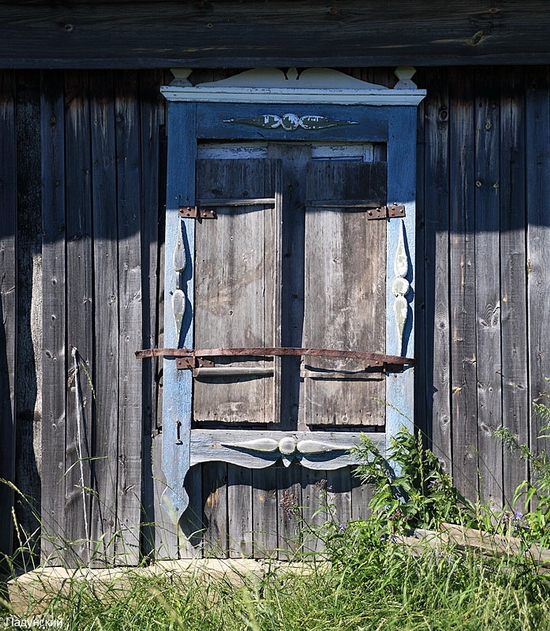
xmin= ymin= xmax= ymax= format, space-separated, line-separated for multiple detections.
xmin=161 ymin=99 xmax=420 ymax=522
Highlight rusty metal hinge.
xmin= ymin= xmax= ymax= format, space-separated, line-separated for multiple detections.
xmin=367 ymin=204 xmax=406 ymax=220
xmin=178 ymin=205 xmax=217 ymax=219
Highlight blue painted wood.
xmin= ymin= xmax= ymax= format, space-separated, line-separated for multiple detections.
xmin=161 ymin=92 xmax=424 ymax=532
xmin=162 ymin=102 xmax=196 ymax=536
xmin=385 ymin=107 xmax=418 ymax=448
xmin=196 ymin=102 xmax=390 ymax=142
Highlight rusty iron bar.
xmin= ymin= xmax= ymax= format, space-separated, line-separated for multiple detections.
xmin=135 ymin=347 xmax=414 ymax=366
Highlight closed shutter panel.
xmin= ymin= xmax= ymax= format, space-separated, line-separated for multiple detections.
xmin=302 ymin=161 xmax=387 ymax=427
xmin=193 ymin=158 xmax=282 ymax=424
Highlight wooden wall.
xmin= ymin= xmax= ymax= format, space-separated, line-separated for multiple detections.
xmin=414 ymin=65 xmax=550 ymax=509
xmin=0 ymin=1 xmax=549 ymax=68
xmin=1 ymin=65 xmax=549 ymax=563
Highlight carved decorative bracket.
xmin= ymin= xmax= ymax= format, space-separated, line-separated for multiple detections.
xmin=190 ymin=429 xmax=383 ymax=470
xmin=392 ymin=220 xmax=410 ymax=354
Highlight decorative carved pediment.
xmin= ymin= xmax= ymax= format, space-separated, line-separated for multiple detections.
xmin=162 ymin=67 xmax=426 ymax=105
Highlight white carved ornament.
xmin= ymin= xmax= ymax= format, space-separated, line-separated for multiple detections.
xmin=224 ymin=113 xmax=357 ymax=131
xmin=392 ymin=220 xmax=410 ymax=353
xmin=222 ymin=435 xmax=354 ymax=467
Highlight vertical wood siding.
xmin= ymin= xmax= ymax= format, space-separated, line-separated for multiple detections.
xmin=0 ymin=70 xmax=17 ymax=558
xmin=415 ymin=65 xmax=547 ymax=507
xmin=1 ymin=65 xmax=550 ymax=562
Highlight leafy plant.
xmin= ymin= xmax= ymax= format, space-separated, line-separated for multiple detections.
xmin=495 ymin=388 xmax=550 ymax=544
xmin=351 ymin=428 xmax=474 ymax=532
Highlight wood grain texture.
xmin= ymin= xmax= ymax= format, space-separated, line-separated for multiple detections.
xmin=327 ymin=468 xmax=352 ymax=529
xmin=0 ymin=70 xmax=16 ymax=557
xmin=202 ymin=462 xmax=228 ymax=557
xmin=526 ymin=67 xmax=550 ymax=479
xmin=499 ymin=67 xmax=528 ymax=509
xmin=276 ymin=463 xmax=302 ymax=559
xmin=179 ymin=464 xmax=204 ymax=558
xmin=303 ymin=161 xmax=386 ymax=427
xmin=139 ymin=69 xmax=165 ymax=561
xmin=0 ymin=1 xmax=548 ymax=68
xmin=384 ymin=108 xmax=418 ymax=447
xmin=194 ymin=159 xmax=280 ymax=424
xmin=15 ymin=71 xmax=43 ymax=561
xmin=64 ymin=69 xmax=94 ymax=563
xmin=267 ymin=143 xmax=309 ymax=430
xmin=301 ymin=468 xmax=329 ymax=553
xmin=89 ymin=69 xmax=119 ymax=564
xmin=449 ymin=68 xmax=479 ymax=500
xmin=227 ymin=465 xmax=253 ymax=558
xmin=160 ymin=101 xmax=197 ymax=557
xmin=253 ymin=466 xmax=279 ymax=558
xmin=40 ymin=70 xmax=67 ymax=563
xmin=418 ymin=68 xmax=452 ymax=468
xmin=6 ymin=66 xmax=550 ymax=563
xmin=474 ymin=68 xmax=503 ymax=506
xmin=115 ymin=70 xmax=144 ymax=565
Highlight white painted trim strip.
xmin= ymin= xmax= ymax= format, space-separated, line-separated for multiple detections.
xmin=160 ymin=86 xmax=426 ymax=105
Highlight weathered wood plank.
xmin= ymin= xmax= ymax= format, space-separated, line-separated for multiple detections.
xmin=351 ymin=471 xmax=373 ymax=521
xmin=499 ymin=67 xmax=529 ymax=508
xmin=303 ymin=161 xmax=386 ymax=427
xmin=0 ymin=70 xmax=17 ymax=558
xmin=114 ymin=70 xmax=143 ymax=565
xmin=202 ymin=463 xmax=228 ymax=557
xmin=227 ymin=465 xmax=253 ymax=558
xmin=194 ymin=159 xmax=280 ymax=425
xmin=179 ymin=464 xmax=204 ymax=558
xmin=139 ymin=69 xmax=165 ymax=562
xmin=89 ymin=69 xmax=119 ymax=564
xmin=474 ymin=68 xmax=503 ymax=506
xmin=253 ymin=466 xmax=278 ymax=558
xmin=151 ymin=432 xmax=191 ymax=559
xmin=418 ymin=68 xmax=452 ymax=470
xmin=40 ymin=70 xmax=66 ymax=563
xmin=64 ymin=69 xmax=94 ymax=563
xmin=15 ymin=71 xmax=43 ymax=561
xmin=276 ymin=463 xmax=302 ymax=559
xmin=449 ymin=68 xmax=479 ymax=501
xmin=526 ymin=67 xmax=550 ymax=480
xmin=327 ymin=468 xmax=352 ymax=530
xmin=301 ymin=469 xmax=329 ymax=554
xmin=0 ymin=2 xmax=549 ymax=68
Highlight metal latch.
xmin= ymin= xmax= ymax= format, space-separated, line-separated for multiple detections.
xmin=367 ymin=204 xmax=406 ymax=220
xmin=178 ymin=205 xmax=217 ymax=219
xmin=175 ymin=356 xmax=215 ymax=370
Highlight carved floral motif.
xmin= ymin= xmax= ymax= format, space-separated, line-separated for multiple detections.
xmin=224 ymin=113 xmax=358 ymax=131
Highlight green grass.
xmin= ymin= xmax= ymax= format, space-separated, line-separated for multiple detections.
xmin=3 ymin=525 xmax=550 ymax=631
xmin=4 ymin=426 xmax=550 ymax=629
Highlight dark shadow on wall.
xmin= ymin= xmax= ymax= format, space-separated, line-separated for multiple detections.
xmin=14 ymin=70 xmax=42 ymax=562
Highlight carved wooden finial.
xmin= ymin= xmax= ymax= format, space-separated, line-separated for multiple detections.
xmin=394 ymin=66 xmax=418 ymax=89
xmin=170 ymin=68 xmax=193 ymax=87
xmin=286 ymin=67 xmax=299 ymax=81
